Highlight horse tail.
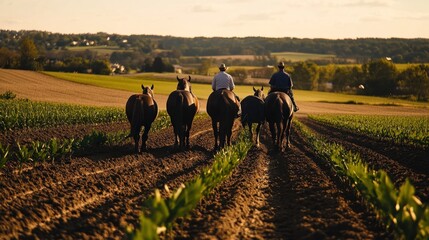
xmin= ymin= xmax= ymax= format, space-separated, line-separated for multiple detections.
xmin=130 ymin=98 xmax=143 ymax=137
xmin=177 ymin=93 xmax=185 ymax=122
xmin=274 ymin=95 xmax=283 ymax=121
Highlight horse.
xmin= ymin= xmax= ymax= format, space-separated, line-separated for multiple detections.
xmin=240 ymin=86 xmax=265 ymax=147
xmin=125 ymin=84 xmax=158 ymax=153
xmin=166 ymin=75 xmax=199 ymax=149
xmin=206 ymin=89 xmax=240 ymax=151
xmin=264 ymin=91 xmax=294 ymax=151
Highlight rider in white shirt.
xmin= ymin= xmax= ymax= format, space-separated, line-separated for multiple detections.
xmin=211 ymin=63 xmax=241 ymax=117
xmin=212 ymin=63 xmax=235 ymax=91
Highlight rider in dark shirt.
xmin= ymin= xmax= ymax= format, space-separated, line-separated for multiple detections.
xmin=269 ymin=62 xmax=299 ymax=112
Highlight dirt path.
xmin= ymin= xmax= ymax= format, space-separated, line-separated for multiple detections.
xmin=172 ymin=125 xmax=390 ymax=239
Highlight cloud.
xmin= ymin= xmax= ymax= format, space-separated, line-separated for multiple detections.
xmin=237 ymin=12 xmax=277 ymax=22
xmin=293 ymin=0 xmax=393 ymax=8
xmin=340 ymin=0 xmax=395 ymax=7
xmin=360 ymin=16 xmax=384 ymax=22
xmin=192 ymin=5 xmax=215 ymax=13
xmin=397 ymin=14 xmax=429 ymax=21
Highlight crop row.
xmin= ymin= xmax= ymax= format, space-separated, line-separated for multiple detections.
xmin=296 ymin=121 xmax=429 ymax=240
xmin=309 ymin=114 xmax=429 ymax=148
xmin=0 ymin=99 xmax=126 ymax=130
xmin=0 ymin=130 xmax=129 ymax=171
xmin=129 ymin=131 xmax=252 ymax=240
xmin=0 ymin=111 xmax=175 ymax=171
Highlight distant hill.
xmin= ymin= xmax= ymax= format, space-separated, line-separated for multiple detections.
xmin=1 ymin=30 xmax=429 ymax=63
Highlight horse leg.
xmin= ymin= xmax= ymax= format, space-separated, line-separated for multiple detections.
xmin=180 ymin=124 xmax=187 ymax=149
xmin=280 ymin=119 xmax=288 ymax=151
xmin=225 ymin=118 xmax=234 ymax=146
xmin=276 ymin=122 xmax=282 ymax=150
xmin=141 ymin=124 xmax=151 ymax=152
xmin=212 ymin=120 xmax=219 ymax=151
xmin=133 ymin=133 xmax=140 ymax=153
xmin=185 ymin=122 xmax=192 ymax=149
xmin=219 ymin=121 xmax=226 ymax=148
xmin=285 ymin=116 xmax=293 ymax=149
xmin=173 ymin=124 xmax=179 ymax=149
xmin=247 ymin=122 xmax=253 ymax=144
xmin=132 ymin=125 xmax=141 ymax=153
xmin=269 ymin=122 xmax=276 ymax=146
xmin=255 ymin=123 xmax=261 ymax=147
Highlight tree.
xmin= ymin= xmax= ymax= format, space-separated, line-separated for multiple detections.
xmin=362 ymin=58 xmax=397 ymax=96
xmin=198 ymin=59 xmax=212 ymax=75
xmin=0 ymin=47 xmax=19 ymax=68
xmin=152 ymin=56 xmax=165 ymax=73
xmin=397 ymin=65 xmax=429 ymax=101
xmin=19 ymin=37 xmax=40 ymax=70
xmin=332 ymin=67 xmax=353 ymax=92
xmin=91 ymin=59 xmax=111 ymax=75
xmin=292 ymin=61 xmax=319 ymax=90
xmin=318 ymin=64 xmax=336 ymax=91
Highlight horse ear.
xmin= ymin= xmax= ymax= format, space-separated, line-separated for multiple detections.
xmin=253 ymin=86 xmax=257 ymax=92
xmin=176 ymin=76 xmax=180 ymax=81
xmin=151 ymin=84 xmax=154 ymax=90
xmin=141 ymin=84 xmax=145 ymax=90
xmin=261 ymin=86 xmax=264 ymax=91
xmin=188 ymin=75 xmax=191 ymax=82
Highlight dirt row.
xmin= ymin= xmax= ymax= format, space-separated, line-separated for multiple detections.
xmin=2 ymin=115 xmax=423 ymax=239
xmin=299 ymin=117 xmax=429 ymax=203
xmin=0 ymin=118 xmax=220 ymax=239
xmin=171 ymin=123 xmax=390 ymax=239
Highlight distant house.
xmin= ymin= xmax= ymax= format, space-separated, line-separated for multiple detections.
xmin=173 ymin=64 xmax=183 ymax=74
xmin=111 ymin=63 xmax=126 ymax=74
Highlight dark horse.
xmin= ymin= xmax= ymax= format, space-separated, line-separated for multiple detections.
xmin=166 ymin=75 xmax=199 ymax=149
xmin=264 ymin=91 xmax=294 ymax=151
xmin=125 ymin=84 xmax=158 ymax=153
xmin=207 ymin=89 xmax=240 ymax=150
xmin=240 ymin=86 xmax=265 ymax=147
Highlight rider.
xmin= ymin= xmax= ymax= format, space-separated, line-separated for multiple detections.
xmin=268 ymin=61 xmax=299 ymax=112
xmin=212 ymin=63 xmax=241 ymax=116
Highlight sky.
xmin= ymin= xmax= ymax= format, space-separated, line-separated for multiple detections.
xmin=1 ymin=0 xmax=428 ymax=39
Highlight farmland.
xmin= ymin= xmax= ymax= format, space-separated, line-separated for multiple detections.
xmin=1 ymin=69 xmax=429 ymax=239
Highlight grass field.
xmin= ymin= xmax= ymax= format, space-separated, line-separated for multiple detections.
xmin=271 ymin=51 xmax=336 ymax=62
xmin=66 ymin=46 xmax=134 ymax=55
xmin=43 ymin=71 xmax=427 ymax=107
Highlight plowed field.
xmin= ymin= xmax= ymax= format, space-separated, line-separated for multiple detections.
xmin=1 ymin=69 xmax=428 ymax=239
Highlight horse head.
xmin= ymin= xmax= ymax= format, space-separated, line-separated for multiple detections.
xmin=176 ymin=75 xmax=191 ymax=91
xmin=253 ymin=86 xmax=265 ymax=100
xmin=141 ymin=84 xmax=155 ymax=99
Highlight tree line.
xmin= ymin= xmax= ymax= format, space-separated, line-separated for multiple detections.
xmin=0 ymin=30 xmax=428 ymax=101
xmin=2 ymin=30 xmax=429 ymax=63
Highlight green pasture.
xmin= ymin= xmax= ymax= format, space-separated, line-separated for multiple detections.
xmin=43 ymin=71 xmax=426 ymax=107
xmin=66 ymin=46 xmax=134 ymax=55
xmin=271 ymin=51 xmax=336 ymax=62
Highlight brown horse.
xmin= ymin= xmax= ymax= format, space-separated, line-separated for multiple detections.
xmin=240 ymin=86 xmax=265 ymax=147
xmin=264 ymin=91 xmax=294 ymax=151
xmin=206 ymin=89 xmax=240 ymax=150
xmin=166 ymin=76 xmax=199 ymax=149
xmin=125 ymin=84 xmax=158 ymax=153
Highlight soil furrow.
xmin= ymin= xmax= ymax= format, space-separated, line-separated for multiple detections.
xmin=0 ymin=118 xmax=217 ymax=239
xmin=299 ymin=117 xmax=429 ymax=202
xmin=172 ymin=125 xmax=388 ymax=239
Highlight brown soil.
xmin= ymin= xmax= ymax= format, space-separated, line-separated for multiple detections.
xmin=1 ymin=69 xmax=428 ymax=239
